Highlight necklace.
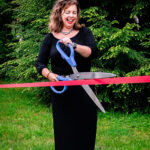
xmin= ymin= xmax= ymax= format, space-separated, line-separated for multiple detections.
xmin=61 ymin=28 xmax=74 ymax=35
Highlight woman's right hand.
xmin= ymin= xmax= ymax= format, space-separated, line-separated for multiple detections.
xmin=47 ymin=72 xmax=59 ymax=82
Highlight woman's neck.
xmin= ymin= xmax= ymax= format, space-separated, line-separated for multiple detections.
xmin=62 ymin=27 xmax=73 ymax=32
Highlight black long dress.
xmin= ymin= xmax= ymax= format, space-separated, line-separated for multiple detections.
xmin=35 ymin=27 xmax=98 ymax=150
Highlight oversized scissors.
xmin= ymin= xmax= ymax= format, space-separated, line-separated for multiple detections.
xmin=51 ymin=41 xmax=116 ymax=113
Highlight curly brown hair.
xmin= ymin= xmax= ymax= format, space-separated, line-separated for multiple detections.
xmin=49 ymin=0 xmax=84 ymax=33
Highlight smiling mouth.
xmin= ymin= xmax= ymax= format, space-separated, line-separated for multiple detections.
xmin=67 ymin=18 xmax=74 ymax=23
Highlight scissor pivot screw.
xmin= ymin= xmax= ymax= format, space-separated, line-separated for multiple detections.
xmin=74 ymin=74 xmax=79 ymax=79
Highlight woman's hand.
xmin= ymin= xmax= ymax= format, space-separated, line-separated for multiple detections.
xmin=60 ymin=37 xmax=73 ymax=46
xmin=41 ymin=68 xmax=58 ymax=82
xmin=47 ymin=72 xmax=59 ymax=82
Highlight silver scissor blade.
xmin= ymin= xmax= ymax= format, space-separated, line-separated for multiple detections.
xmin=81 ymin=85 xmax=105 ymax=113
xmin=71 ymin=66 xmax=79 ymax=74
xmin=71 ymin=66 xmax=105 ymax=113
xmin=69 ymin=72 xmax=116 ymax=80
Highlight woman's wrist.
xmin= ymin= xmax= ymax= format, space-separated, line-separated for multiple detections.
xmin=46 ymin=72 xmax=51 ymax=78
xmin=72 ymin=44 xmax=91 ymax=58
xmin=72 ymin=42 xmax=77 ymax=49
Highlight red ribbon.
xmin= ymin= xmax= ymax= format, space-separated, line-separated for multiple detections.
xmin=0 ymin=75 xmax=150 ymax=88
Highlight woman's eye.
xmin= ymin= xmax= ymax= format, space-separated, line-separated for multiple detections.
xmin=65 ymin=11 xmax=70 ymax=14
xmin=65 ymin=11 xmax=77 ymax=15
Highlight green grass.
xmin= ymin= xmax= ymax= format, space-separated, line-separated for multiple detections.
xmin=0 ymin=88 xmax=150 ymax=150
xmin=0 ymin=88 xmax=54 ymax=150
xmin=96 ymin=112 xmax=150 ymax=150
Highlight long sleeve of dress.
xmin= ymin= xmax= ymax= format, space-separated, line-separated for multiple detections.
xmin=82 ymin=27 xmax=99 ymax=59
xmin=35 ymin=34 xmax=51 ymax=75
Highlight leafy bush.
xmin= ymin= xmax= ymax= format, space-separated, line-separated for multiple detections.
xmin=0 ymin=0 xmax=13 ymax=72
xmin=81 ymin=5 xmax=150 ymax=113
xmin=0 ymin=0 xmax=55 ymax=102
xmin=0 ymin=0 xmax=55 ymax=80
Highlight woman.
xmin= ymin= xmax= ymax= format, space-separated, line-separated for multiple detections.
xmin=35 ymin=0 xmax=98 ymax=149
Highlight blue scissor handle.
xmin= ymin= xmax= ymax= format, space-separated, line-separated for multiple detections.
xmin=50 ymin=76 xmax=72 ymax=94
xmin=56 ymin=40 xmax=77 ymax=67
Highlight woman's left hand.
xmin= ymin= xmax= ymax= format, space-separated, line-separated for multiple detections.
xmin=60 ymin=37 xmax=91 ymax=58
xmin=60 ymin=37 xmax=73 ymax=47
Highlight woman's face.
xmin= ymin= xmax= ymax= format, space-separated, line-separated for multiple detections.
xmin=61 ymin=4 xmax=77 ymax=29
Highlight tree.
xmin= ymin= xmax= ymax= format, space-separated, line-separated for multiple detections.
xmin=81 ymin=0 xmax=150 ymax=113
xmin=0 ymin=0 xmax=12 ymax=67
xmin=0 ymin=0 xmax=55 ymax=80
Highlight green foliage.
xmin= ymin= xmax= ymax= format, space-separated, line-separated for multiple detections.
xmin=0 ymin=0 xmax=54 ymax=80
xmin=0 ymin=0 xmax=12 ymax=66
xmin=0 ymin=0 xmax=55 ymax=102
xmin=0 ymin=29 xmax=44 ymax=80
xmin=81 ymin=5 xmax=150 ymax=113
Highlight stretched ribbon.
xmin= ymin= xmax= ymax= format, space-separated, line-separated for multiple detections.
xmin=0 ymin=75 xmax=150 ymax=89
